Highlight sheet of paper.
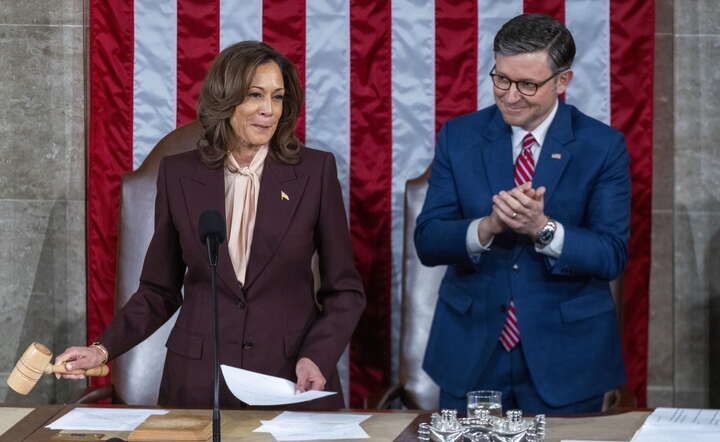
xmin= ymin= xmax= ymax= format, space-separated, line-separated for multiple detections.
xmin=256 ymin=411 xmax=371 ymax=425
xmin=46 ymin=408 xmax=168 ymax=431
xmin=253 ymin=411 xmax=371 ymax=441
xmin=643 ymin=407 xmax=720 ymax=430
xmin=631 ymin=427 xmax=720 ymax=442
xmin=630 ymin=408 xmax=720 ymax=442
xmin=221 ymin=364 xmax=336 ymax=406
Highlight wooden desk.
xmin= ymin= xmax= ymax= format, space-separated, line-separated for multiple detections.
xmin=2 ymin=405 xmax=650 ymax=441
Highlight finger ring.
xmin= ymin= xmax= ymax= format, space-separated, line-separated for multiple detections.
xmin=511 ymin=212 xmax=517 ymax=218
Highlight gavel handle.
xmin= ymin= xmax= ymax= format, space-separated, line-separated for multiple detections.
xmin=45 ymin=364 xmax=110 ymax=377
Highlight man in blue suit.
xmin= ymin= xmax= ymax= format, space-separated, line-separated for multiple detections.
xmin=415 ymin=13 xmax=629 ymax=415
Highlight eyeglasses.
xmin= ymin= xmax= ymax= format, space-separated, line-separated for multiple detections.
xmin=489 ymin=65 xmax=565 ymax=96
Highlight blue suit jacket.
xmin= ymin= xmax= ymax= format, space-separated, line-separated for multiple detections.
xmin=415 ymin=101 xmax=629 ymax=407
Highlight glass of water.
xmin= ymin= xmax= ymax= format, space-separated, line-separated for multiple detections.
xmin=466 ymin=390 xmax=502 ymax=417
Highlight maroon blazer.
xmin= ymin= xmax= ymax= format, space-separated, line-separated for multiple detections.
xmin=99 ymin=147 xmax=366 ymax=409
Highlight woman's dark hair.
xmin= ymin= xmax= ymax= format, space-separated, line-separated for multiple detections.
xmin=494 ymin=13 xmax=575 ymax=72
xmin=197 ymin=41 xmax=304 ymax=167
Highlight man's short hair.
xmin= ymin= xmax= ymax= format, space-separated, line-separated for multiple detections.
xmin=493 ymin=13 xmax=575 ymax=72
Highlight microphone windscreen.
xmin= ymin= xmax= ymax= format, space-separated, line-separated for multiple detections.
xmin=199 ymin=210 xmax=226 ymax=244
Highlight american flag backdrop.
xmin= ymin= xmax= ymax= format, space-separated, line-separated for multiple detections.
xmin=87 ymin=0 xmax=653 ymax=407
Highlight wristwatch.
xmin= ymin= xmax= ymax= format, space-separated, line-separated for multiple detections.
xmin=534 ymin=219 xmax=557 ymax=246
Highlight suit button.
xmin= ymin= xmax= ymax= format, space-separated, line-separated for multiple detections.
xmin=500 ymin=304 xmax=507 ymax=313
xmin=237 ymin=299 xmax=246 ymax=309
xmin=243 ymin=342 xmax=254 ymax=350
xmin=512 ymin=264 xmax=519 ymax=271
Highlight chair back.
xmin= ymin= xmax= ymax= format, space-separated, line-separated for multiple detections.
xmin=399 ymin=169 xmax=443 ymax=409
xmin=112 ymin=121 xmax=204 ymax=405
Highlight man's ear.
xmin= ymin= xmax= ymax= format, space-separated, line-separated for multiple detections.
xmin=556 ymin=70 xmax=573 ymax=95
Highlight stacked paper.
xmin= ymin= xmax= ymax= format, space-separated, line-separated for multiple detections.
xmin=631 ymin=408 xmax=720 ymax=442
xmin=253 ymin=411 xmax=372 ymax=440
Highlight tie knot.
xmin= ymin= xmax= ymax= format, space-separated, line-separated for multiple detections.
xmin=522 ymin=133 xmax=536 ymax=150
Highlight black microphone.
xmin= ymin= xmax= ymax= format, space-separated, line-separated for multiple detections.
xmin=198 ymin=209 xmax=225 ymax=442
xmin=199 ymin=210 xmax=226 ymax=267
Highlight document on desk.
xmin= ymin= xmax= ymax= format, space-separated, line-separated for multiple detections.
xmin=221 ymin=364 xmax=336 ymax=405
xmin=630 ymin=408 xmax=720 ymax=442
xmin=46 ymin=408 xmax=168 ymax=431
xmin=253 ymin=411 xmax=371 ymax=440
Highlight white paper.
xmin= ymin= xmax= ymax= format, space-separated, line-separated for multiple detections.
xmin=631 ymin=408 xmax=720 ymax=442
xmin=643 ymin=407 xmax=720 ymax=430
xmin=221 ymin=364 xmax=336 ymax=406
xmin=253 ymin=411 xmax=371 ymax=441
xmin=46 ymin=408 xmax=168 ymax=431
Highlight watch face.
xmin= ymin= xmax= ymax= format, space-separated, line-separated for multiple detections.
xmin=536 ymin=222 xmax=555 ymax=245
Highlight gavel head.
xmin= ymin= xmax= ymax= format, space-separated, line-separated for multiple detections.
xmin=6 ymin=342 xmax=53 ymax=395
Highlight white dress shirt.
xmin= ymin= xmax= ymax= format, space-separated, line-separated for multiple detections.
xmin=466 ymin=99 xmax=565 ymax=259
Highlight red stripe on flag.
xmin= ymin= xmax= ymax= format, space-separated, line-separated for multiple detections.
xmin=523 ymin=0 xmax=565 ymax=22
xmin=177 ymin=0 xmax=220 ymax=126
xmin=435 ymin=0 xmax=477 ymax=131
xmin=610 ymin=0 xmax=654 ymax=407
xmin=262 ymin=0 xmax=306 ymax=143
xmin=348 ymin=0 xmax=393 ymax=408
xmin=87 ymin=0 xmax=135 ymax=386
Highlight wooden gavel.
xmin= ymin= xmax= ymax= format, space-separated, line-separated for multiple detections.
xmin=6 ymin=342 xmax=109 ymax=395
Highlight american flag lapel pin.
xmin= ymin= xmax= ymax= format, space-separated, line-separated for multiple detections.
xmin=551 ymin=153 xmax=562 ymax=159
xmin=281 ymin=190 xmax=289 ymax=201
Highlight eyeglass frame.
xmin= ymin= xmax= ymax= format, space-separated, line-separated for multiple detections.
xmin=488 ymin=65 xmax=567 ymax=97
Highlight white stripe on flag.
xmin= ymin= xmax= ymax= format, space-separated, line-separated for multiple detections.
xmin=477 ymin=0 xmax=523 ymax=110
xmin=565 ymin=0 xmax=611 ymax=124
xmin=305 ymin=0 xmax=351 ymax=404
xmin=391 ymin=0 xmax=436 ymax=383
xmin=305 ymin=0 xmax=351 ymax=211
xmin=220 ymin=0 xmax=262 ymax=49
xmin=133 ymin=0 xmax=177 ymax=169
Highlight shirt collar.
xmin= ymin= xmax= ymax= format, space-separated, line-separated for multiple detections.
xmin=510 ymin=98 xmax=559 ymax=149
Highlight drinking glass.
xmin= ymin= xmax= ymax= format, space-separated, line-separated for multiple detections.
xmin=466 ymin=390 xmax=502 ymax=418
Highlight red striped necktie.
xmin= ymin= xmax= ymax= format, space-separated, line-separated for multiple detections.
xmin=514 ymin=132 xmax=536 ymax=186
xmin=500 ymin=132 xmax=537 ymax=351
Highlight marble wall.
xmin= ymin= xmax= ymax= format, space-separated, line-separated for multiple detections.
xmin=648 ymin=0 xmax=676 ymax=408
xmin=648 ymin=0 xmax=720 ymax=408
xmin=672 ymin=0 xmax=720 ymax=408
xmin=0 ymin=0 xmax=87 ymax=404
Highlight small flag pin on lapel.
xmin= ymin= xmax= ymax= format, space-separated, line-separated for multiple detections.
xmin=281 ymin=190 xmax=289 ymax=201
xmin=551 ymin=153 xmax=562 ymax=159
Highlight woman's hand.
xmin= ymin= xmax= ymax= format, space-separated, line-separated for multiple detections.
xmin=54 ymin=346 xmax=107 ymax=379
xmin=295 ymin=357 xmax=326 ymax=393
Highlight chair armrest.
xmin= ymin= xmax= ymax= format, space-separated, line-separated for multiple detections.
xmin=373 ymin=383 xmax=405 ymax=409
xmin=72 ymin=384 xmax=115 ymax=404
xmin=602 ymin=385 xmax=637 ymax=412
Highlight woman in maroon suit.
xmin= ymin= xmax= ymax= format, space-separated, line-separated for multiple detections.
xmin=56 ymin=42 xmax=365 ymax=409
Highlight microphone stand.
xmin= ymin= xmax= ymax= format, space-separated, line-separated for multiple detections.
xmin=207 ymin=238 xmax=221 ymax=442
